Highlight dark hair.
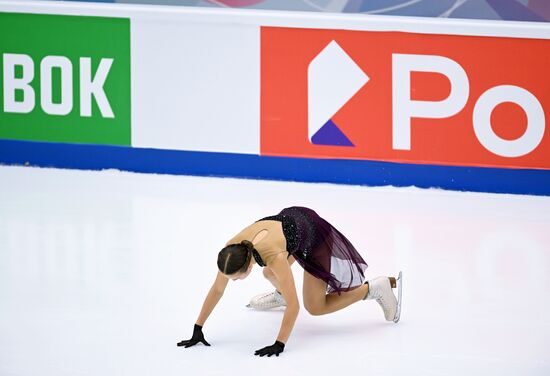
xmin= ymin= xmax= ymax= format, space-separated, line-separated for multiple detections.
xmin=217 ymin=240 xmax=254 ymax=275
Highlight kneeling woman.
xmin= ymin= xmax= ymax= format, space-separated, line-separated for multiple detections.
xmin=177 ymin=206 xmax=402 ymax=357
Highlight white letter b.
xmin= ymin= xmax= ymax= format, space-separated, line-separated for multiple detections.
xmin=3 ymin=53 xmax=35 ymax=113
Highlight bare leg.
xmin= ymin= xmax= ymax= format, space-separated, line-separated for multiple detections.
xmin=302 ymin=270 xmax=369 ymax=316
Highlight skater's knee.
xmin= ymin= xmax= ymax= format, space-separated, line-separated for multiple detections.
xmin=304 ymin=301 xmax=325 ymax=316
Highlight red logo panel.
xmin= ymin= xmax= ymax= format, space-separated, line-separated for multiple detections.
xmin=261 ymin=27 xmax=550 ymax=169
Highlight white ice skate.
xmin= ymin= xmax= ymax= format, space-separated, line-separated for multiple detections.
xmin=246 ymin=290 xmax=287 ymax=310
xmin=364 ymin=271 xmax=403 ymax=323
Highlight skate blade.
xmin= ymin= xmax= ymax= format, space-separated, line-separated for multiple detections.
xmin=245 ymin=304 xmax=287 ymax=310
xmin=393 ymin=271 xmax=402 ymax=323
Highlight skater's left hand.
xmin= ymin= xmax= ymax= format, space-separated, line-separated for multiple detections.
xmin=177 ymin=324 xmax=211 ymax=348
xmin=254 ymin=340 xmax=285 ymax=357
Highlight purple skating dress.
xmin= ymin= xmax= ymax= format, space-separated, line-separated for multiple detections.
xmin=258 ymin=206 xmax=368 ymax=295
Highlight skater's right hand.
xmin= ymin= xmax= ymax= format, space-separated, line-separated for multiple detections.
xmin=177 ymin=324 xmax=211 ymax=348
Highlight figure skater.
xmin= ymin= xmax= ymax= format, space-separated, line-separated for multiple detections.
xmin=177 ymin=206 xmax=402 ymax=357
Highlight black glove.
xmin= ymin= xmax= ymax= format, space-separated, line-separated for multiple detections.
xmin=254 ymin=340 xmax=285 ymax=357
xmin=177 ymin=324 xmax=211 ymax=348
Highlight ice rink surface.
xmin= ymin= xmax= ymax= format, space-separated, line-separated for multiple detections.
xmin=0 ymin=165 xmax=549 ymax=375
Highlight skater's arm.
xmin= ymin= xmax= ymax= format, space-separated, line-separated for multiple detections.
xmin=269 ymin=253 xmax=300 ymax=344
xmin=195 ymin=271 xmax=228 ymax=326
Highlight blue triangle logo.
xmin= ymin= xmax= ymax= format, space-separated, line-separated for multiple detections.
xmin=311 ymin=119 xmax=354 ymax=147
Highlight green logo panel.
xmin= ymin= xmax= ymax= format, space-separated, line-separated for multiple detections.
xmin=0 ymin=12 xmax=130 ymax=145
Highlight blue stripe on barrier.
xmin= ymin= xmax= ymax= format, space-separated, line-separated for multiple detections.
xmin=0 ymin=139 xmax=549 ymax=196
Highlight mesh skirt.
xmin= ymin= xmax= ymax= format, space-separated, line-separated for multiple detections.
xmin=259 ymin=206 xmax=368 ymax=295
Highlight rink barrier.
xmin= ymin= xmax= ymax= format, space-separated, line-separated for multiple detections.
xmin=1 ymin=139 xmax=549 ymax=196
xmin=1 ymin=3 xmax=549 ymax=195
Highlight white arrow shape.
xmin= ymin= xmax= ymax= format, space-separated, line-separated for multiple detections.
xmin=308 ymin=40 xmax=369 ymax=142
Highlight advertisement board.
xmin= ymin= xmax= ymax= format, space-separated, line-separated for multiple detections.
xmin=0 ymin=12 xmax=131 ymax=145
xmin=261 ymin=27 xmax=550 ymax=170
xmin=0 ymin=2 xmax=549 ymax=195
